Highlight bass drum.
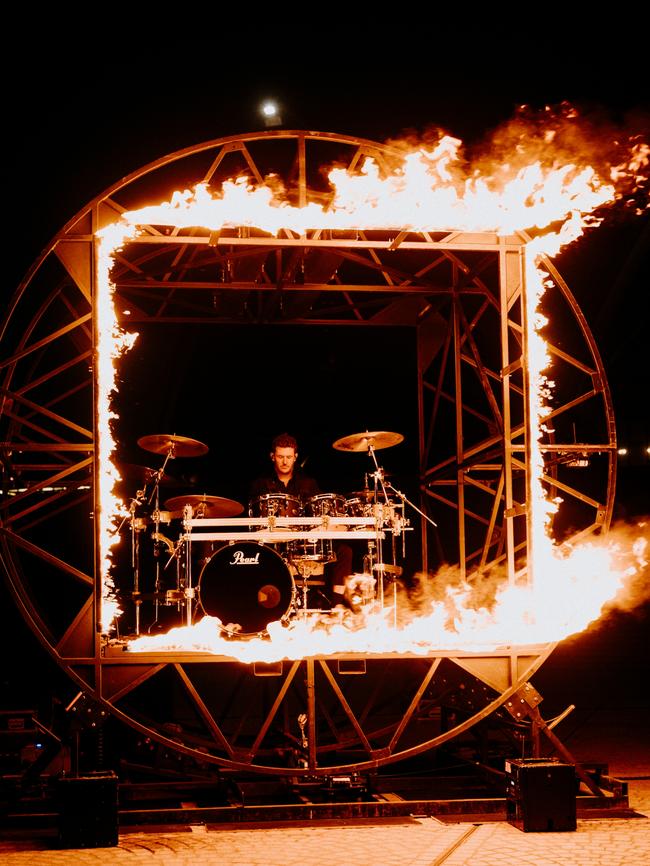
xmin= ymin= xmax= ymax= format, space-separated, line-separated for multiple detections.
xmin=198 ymin=542 xmax=295 ymax=636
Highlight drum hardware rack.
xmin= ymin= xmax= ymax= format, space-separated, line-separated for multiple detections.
xmin=183 ymin=513 xmax=400 ymax=628
xmin=125 ymin=510 xmax=411 ymax=635
xmin=120 ymin=431 xmax=424 ymax=636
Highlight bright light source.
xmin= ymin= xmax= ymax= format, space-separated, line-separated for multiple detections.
xmin=261 ymin=101 xmax=278 ymax=118
xmin=617 ymin=447 xmax=628 ymax=456
xmin=260 ymin=100 xmax=282 ymax=128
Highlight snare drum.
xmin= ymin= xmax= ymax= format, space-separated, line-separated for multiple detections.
xmin=289 ymin=493 xmax=347 ymax=564
xmin=198 ymin=541 xmax=295 ymax=636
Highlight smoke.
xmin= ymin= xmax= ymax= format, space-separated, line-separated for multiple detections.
xmin=473 ymin=103 xmax=649 ymax=208
xmin=593 ymin=519 xmax=650 ymax=616
xmin=374 ymin=103 xmax=649 ymax=218
xmin=398 ymin=518 xmax=650 ymax=636
xmin=397 ymin=559 xmax=509 ymax=632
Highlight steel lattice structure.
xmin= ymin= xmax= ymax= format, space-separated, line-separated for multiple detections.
xmin=1 ymin=131 xmax=616 ymax=780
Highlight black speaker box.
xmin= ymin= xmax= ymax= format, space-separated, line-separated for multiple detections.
xmin=56 ymin=771 xmax=118 ymax=848
xmin=505 ymin=758 xmax=576 ymax=832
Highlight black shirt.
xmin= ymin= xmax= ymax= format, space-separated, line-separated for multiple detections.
xmin=249 ymin=472 xmax=320 ymax=507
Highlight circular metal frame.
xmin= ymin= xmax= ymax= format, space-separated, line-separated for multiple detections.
xmin=0 ymin=130 xmax=615 ymax=775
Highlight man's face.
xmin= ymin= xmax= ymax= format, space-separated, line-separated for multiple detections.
xmin=270 ymin=446 xmax=297 ymax=478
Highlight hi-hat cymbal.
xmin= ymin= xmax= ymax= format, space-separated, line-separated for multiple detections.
xmin=137 ymin=434 xmax=209 ymax=458
xmin=164 ymin=494 xmax=244 ymax=519
xmin=372 ymin=563 xmax=404 ymax=579
xmin=333 ymin=431 xmax=404 ymax=452
xmin=349 ymin=489 xmax=377 ymax=502
xmin=118 ymin=463 xmax=181 ymax=487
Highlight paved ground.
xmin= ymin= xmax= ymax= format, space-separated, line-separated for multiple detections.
xmin=1 ymin=781 xmax=648 ymax=865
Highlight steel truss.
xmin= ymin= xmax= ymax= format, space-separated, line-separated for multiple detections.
xmin=1 ymin=131 xmax=615 ymax=780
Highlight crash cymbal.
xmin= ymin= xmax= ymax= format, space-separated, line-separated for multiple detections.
xmin=164 ymin=494 xmax=244 ymax=519
xmin=137 ymin=434 xmax=209 ymax=458
xmin=333 ymin=431 xmax=404 ymax=452
xmin=118 ymin=463 xmax=181 ymax=486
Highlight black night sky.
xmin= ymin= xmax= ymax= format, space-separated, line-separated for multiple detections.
xmin=2 ymin=31 xmax=649 ymax=763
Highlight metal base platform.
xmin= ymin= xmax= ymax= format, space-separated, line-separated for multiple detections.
xmin=0 ymin=766 xmax=633 ymax=834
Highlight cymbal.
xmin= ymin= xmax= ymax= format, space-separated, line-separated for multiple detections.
xmin=118 ymin=463 xmax=180 ymax=486
xmin=137 ymin=434 xmax=209 ymax=458
xmin=164 ymin=494 xmax=244 ymax=519
xmin=372 ymin=563 xmax=404 ymax=579
xmin=333 ymin=431 xmax=404 ymax=452
xmin=349 ymin=489 xmax=376 ymax=502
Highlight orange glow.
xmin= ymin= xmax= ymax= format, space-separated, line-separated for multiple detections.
xmin=96 ymin=224 xmax=138 ymax=631
xmin=121 ymin=145 xmax=619 ymax=236
xmin=95 ymin=114 xmax=648 ymax=644
xmin=127 ymin=525 xmax=648 ymax=659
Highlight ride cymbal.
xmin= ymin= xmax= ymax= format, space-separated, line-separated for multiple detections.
xmin=164 ymin=494 xmax=244 ymax=519
xmin=137 ymin=434 xmax=209 ymax=458
xmin=333 ymin=431 xmax=404 ymax=452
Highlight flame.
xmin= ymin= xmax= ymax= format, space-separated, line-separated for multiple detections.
xmin=127 ymin=524 xmax=648 ymax=659
xmin=96 ymin=224 xmax=138 ymax=631
xmin=95 ymin=107 xmax=648 ymax=646
xmin=121 ymin=143 xmax=619 ymax=236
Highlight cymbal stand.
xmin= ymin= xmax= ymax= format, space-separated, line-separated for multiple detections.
xmin=146 ymin=442 xmax=178 ymax=628
xmin=129 ymin=493 xmax=148 ymax=636
xmin=147 ymin=441 xmax=176 ymax=506
xmin=183 ymin=504 xmax=194 ymax=625
xmin=367 ymin=443 xmax=390 ymax=609
xmin=149 ymin=474 xmax=165 ymax=631
xmin=122 ymin=470 xmax=158 ymax=636
xmin=366 ymin=443 xmax=390 ymax=504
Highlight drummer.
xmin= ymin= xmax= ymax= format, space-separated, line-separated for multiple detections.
xmin=249 ymin=433 xmax=354 ymax=607
xmin=249 ymin=433 xmax=319 ymax=502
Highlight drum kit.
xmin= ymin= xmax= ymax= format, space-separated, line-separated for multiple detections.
xmin=120 ymin=430 xmax=433 ymax=638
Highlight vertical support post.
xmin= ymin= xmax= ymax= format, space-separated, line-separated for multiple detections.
xmin=452 ymin=279 xmax=466 ymax=581
xmin=91 ymin=212 xmax=102 ymax=693
xmin=520 ymin=247 xmax=536 ymax=588
xmin=297 ymin=135 xmax=307 ymax=209
xmin=416 ymin=320 xmax=428 ymax=573
xmin=499 ymin=238 xmax=524 ymax=587
xmin=306 ymin=659 xmax=317 ymax=770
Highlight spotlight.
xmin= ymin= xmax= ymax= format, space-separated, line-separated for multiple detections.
xmin=260 ymin=100 xmax=282 ymax=128
xmin=617 ymin=447 xmax=628 ymax=456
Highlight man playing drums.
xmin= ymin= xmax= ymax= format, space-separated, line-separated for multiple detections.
xmin=249 ymin=433 xmax=354 ymax=609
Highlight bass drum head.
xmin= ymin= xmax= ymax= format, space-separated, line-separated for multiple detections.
xmin=198 ymin=542 xmax=294 ymax=636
